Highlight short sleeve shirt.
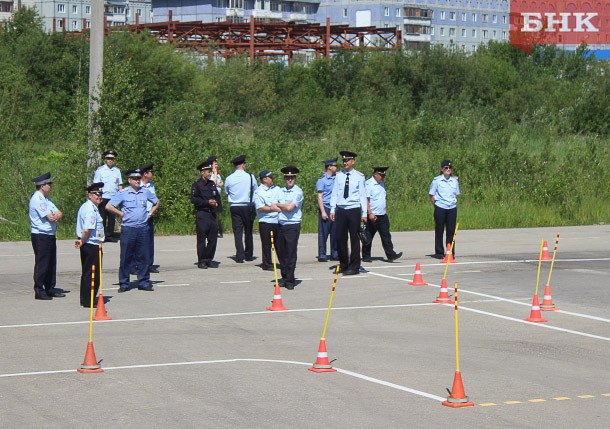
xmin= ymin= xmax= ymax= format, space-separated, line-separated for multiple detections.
xmin=93 ymin=164 xmax=122 ymax=199
xmin=429 ymin=175 xmax=460 ymax=209
xmin=109 ymin=187 xmax=158 ymax=228
xmin=29 ymin=191 xmax=58 ymax=235
xmin=278 ymin=185 xmax=304 ymax=225
xmin=76 ymin=199 xmax=105 ymax=245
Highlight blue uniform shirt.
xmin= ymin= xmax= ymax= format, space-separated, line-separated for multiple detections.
xmin=224 ymin=170 xmax=257 ymax=206
xmin=140 ymin=181 xmax=156 ymax=213
xmin=76 ymin=199 xmax=105 ymax=245
xmin=278 ymin=184 xmax=304 ymax=225
xmin=254 ymin=184 xmax=281 ymax=224
xmin=29 ymin=191 xmax=58 ymax=235
xmin=365 ymin=177 xmax=387 ymax=215
xmin=429 ymin=175 xmax=460 ymax=210
xmin=211 ymin=170 xmax=223 ymax=194
xmin=330 ymin=169 xmax=367 ymax=217
xmin=316 ymin=172 xmax=335 ymax=208
xmin=109 ymin=187 xmax=158 ymax=228
xmin=93 ymin=164 xmax=122 ymax=199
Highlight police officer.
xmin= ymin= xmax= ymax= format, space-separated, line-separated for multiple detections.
xmin=224 ymin=155 xmax=257 ymax=263
xmin=316 ymin=157 xmax=338 ymax=262
xmin=191 ymin=157 xmax=220 ymax=269
xmin=330 ymin=151 xmax=367 ymax=276
xmin=274 ymin=166 xmax=304 ymax=290
xmin=93 ymin=150 xmax=123 ymax=242
xmin=139 ymin=162 xmax=158 ymax=273
xmin=362 ymin=167 xmax=402 ymax=263
xmin=106 ymin=168 xmax=160 ymax=292
xmin=75 ymin=182 xmax=105 ymax=308
xmin=429 ymin=160 xmax=460 ymax=258
xmin=254 ymin=170 xmax=281 ymax=271
xmin=29 ymin=172 xmax=65 ymax=300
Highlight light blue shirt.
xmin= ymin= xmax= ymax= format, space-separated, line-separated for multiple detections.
xmin=278 ymin=184 xmax=304 ymax=225
xmin=254 ymin=184 xmax=281 ymax=224
xmin=330 ymin=169 xmax=367 ymax=217
xmin=93 ymin=164 xmax=122 ymax=199
xmin=316 ymin=172 xmax=335 ymax=207
xmin=365 ymin=177 xmax=387 ymax=215
xmin=224 ymin=170 xmax=257 ymax=206
xmin=429 ymin=175 xmax=460 ymax=210
xmin=76 ymin=199 xmax=105 ymax=245
xmin=29 ymin=191 xmax=58 ymax=235
xmin=141 ymin=181 xmax=156 ymax=212
xmin=109 ymin=187 xmax=158 ymax=228
xmin=211 ymin=170 xmax=223 ymax=194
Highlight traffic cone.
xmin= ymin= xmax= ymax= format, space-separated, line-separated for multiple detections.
xmin=433 ymin=278 xmax=454 ymax=304
xmin=442 ymin=370 xmax=475 ymax=408
xmin=408 ymin=263 xmax=428 ymax=286
xmin=441 ymin=244 xmax=456 ymax=264
xmin=93 ymin=293 xmax=112 ymax=320
xmin=266 ymin=283 xmax=288 ymax=311
xmin=524 ymin=294 xmax=548 ymax=322
xmin=540 ymin=284 xmax=558 ymax=311
xmin=538 ymin=241 xmax=552 ymax=261
xmin=309 ymin=338 xmax=337 ymax=373
xmin=77 ymin=341 xmax=103 ymax=373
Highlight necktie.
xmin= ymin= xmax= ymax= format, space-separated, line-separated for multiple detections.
xmin=344 ymin=172 xmax=350 ymax=199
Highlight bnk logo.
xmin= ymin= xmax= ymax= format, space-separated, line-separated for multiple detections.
xmin=510 ymin=1 xmax=610 ymax=53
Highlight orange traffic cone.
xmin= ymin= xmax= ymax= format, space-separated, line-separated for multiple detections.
xmin=524 ymin=294 xmax=548 ymax=322
xmin=77 ymin=341 xmax=103 ymax=373
xmin=433 ymin=278 xmax=454 ymax=304
xmin=308 ymin=338 xmax=337 ymax=373
xmin=442 ymin=370 xmax=475 ymax=408
xmin=408 ymin=263 xmax=428 ymax=286
xmin=538 ymin=241 xmax=552 ymax=261
xmin=93 ymin=293 xmax=112 ymax=320
xmin=441 ymin=243 xmax=456 ymax=264
xmin=540 ymin=284 xmax=558 ymax=311
xmin=266 ymin=283 xmax=288 ymax=311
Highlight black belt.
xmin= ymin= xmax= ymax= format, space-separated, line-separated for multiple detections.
xmin=197 ymin=209 xmax=213 ymax=213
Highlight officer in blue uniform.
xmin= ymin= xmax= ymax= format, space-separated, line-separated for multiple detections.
xmin=93 ymin=150 xmax=123 ymax=242
xmin=330 ymin=151 xmax=367 ymax=276
xmin=224 ymin=155 xmax=257 ymax=263
xmin=29 ymin=172 xmax=65 ymax=300
xmin=106 ymin=168 xmax=160 ymax=292
xmin=316 ymin=157 xmax=338 ymax=262
xmin=429 ymin=160 xmax=460 ymax=258
xmin=362 ymin=167 xmax=402 ymax=263
xmin=75 ymin=182 xmax=105 ymax=307
xmin=254 ymin=170 xmax=281 ymax=271
xmin=139 ymin=162 xmax=158 ymax=273
xmin=274 ymin=166 xmax=304 ymax=290
xmin=191 ymin=157 xmax=220 ymax=269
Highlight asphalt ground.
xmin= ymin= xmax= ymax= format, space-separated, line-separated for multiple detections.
xmin=0 ymin=225 xmax=609 ymax=428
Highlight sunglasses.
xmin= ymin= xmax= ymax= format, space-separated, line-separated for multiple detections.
xmin=443 ymin=166 xmax=452 ymax=170
xmin=90 ymin=192 xmax=103 ymax=196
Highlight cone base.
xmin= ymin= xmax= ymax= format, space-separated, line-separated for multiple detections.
xmin=267 ymin=305 xmax=288 ymax=311
xmin=540 ymin=306 xmax=558 ymax=312
xmin=433 ymin=299 xmax=454 ymax=304
xmin=440 ymin=260 xmax=456 ymax=264
xmin=524 ymin=316 xmax=548 ymax=323
xmin=77 ymin=367 xmax=104 ymax=374
xmin=442 ymin=399 xmax=474 ymax=408
xmin=408 ymin=281 xmax=428 ymax=286
xmin=308 ymin=366 xmax=337 ymax=373
xmin=93 ymin=314 xmax=112 ymax=321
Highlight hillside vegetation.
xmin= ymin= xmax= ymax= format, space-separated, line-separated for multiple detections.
xmin=1 ymin=9 xmax=609 ymax=241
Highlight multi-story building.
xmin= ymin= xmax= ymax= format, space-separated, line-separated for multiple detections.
xmin=1 ymin=0 xmax=14 ymax=27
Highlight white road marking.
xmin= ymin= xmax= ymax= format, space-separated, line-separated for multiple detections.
xmin=219 ymin=280 xmax=251 ymax=284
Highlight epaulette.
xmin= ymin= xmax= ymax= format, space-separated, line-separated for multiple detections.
xmin=355 ymin=171 xmax=365 ymax=177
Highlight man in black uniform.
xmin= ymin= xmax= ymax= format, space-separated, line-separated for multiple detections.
xmin=191 ymin=157 xmax=220 ymax=269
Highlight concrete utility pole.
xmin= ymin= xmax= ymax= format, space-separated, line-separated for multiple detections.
xmin=87 ymin=0 xmax=104 ymax=181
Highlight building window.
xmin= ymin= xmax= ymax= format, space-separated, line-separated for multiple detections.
xmin=440 ymin=27 xmax=444 ymax=36
xmin=440 ymin=11 xmax=445 ymax=20
xmin=461 ymin=12 xmax=466 ymax=21
xmin=493 ymin=14 xmax=497 ymax=24
xmin=58 ymin=4 xmax=65 ymax=13
xmin=450 ymin=11 xmax=455 ymax=21
xmin=493 ymin=30 xmax=497 ymax=39
xmin=503 ymin=15 xmax=507 ymax=24
xmin=395 ymin=8 xmax=400 ymax=18
xmin=57 ymin=19 xmax=63 ymax=28
xmin=483 ymin=29 xmax=488 ymax=38
xmin=471 ymin=13 xmax=477 ymax=22
xmin=86 ymin=6 xmax=90 ymax=14
xmin=343 ymin=8 xmax=347 ymax=18
xmin=430 ymin=27 xmax=434 ymax=36
xmin=472 ymin=29 xmax=476 ymax=37
xmin=271 ymin=1 xmax=280 ymax=11
xmin=472 ymin=45 xmax=476 ymax=52
xmin=72 ymin=20 xmax=78 ymax=29
xmin=72 ymin=5 xmax=77 ymax=13
xmin=449 ymin=27 xmax=455 ymax=36
xmin=137 ymin=8 xmax=142 ymax=16
xmin=461 ymin=28 xmax=466 ymax=37
xmin=482 ymin=14 xmax=488 ymax=23
xmin=86 ymin=20 xmax=90 ymax=28
xmin=502 ymin=31 xmax=507 ymax=40
xmin=384 ymin=23 xmax=389 ymax=28
xmin=384 ymin=7 xmax=389 ymax=17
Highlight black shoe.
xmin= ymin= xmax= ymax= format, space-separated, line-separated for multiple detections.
xmin=206 ymin=261 xmax=219 ymax=268
xmin=284 ymin=282 xmax=295 ymax=290
xmin=217 ymin=233 xmax=223 ymax=238
xmin=235 ymin=259 xmax=244 ymax=264
xmin=262 ymin=266 xmax=274 ymax=271
xmin=138 ymin=286 xmax=154 ymax=291
xmin=317 ymin=257 xmax=329 ymax=262
xmin=198 ymin=263 xmax=208 ymax=269
xmin=330 ymin=257 xmax=340 ymax=261
xmin=117 ymin=287 xmax=129 ymax=293
xmin=342 ymin=269 xmax=360 ymax=276
xmin=35 ymin=292 xmax=52 ymax=300
xmin=48 ymin=290 xmax=66 ymax=298
xmin=81 ymin=303 xmax=97 ymax=308
xmin=362 ymin=257 xmax=372 ymax=263
xmin=106 ymin=237 xmax=118 ymax=243
xmin=430 ymin=253 xmax=444 ymax=260
xmin=149 ymin=268 xmax=160 ymax=273
xmin=388 ymin=252 xmax=403 ymax=262
xmin=245 ymin=257 xmax=254 ymax=262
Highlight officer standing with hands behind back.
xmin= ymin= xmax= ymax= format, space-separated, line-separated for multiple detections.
xmin=191 ymin=157 xmax=220 ymax=269
xmin=93 ymin=150 xmax=122 ymax=242
xmin=429 ymin=160 xmax=460 ymax=259
xmin=316 ymin=157 xmax=338 ymax=262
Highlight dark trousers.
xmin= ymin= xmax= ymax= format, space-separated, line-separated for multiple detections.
xmin=335 ymin=207 xmax=361 ymax=272
xmin=196 ymin=211 xmax=218 ymax=264
xmin=31 ymin=233 xmax=56 ymax=294
xmin=362 ymin=215 xmax=397 ymax=259
xmin=277 ymin=223 xmax=300 ymax=283
xmin=80 ymin=243 xmax=101 ymax=306
xmin=259 ymin=222 xmax=279 ymax=270
xmin=230 ymin=205 xmax=255 ymax=261
xmin=317 ymin=206 xmax=338 ymax=260
xmin=434 ymin=205 xmax=457 ymax=256
xmin=99 ymin=199 xmax=117 ymax=237
xmin=147 ymin=217 xmax=155 ymax=266
xmin=119 ymin=225 xmax=151 ymax=289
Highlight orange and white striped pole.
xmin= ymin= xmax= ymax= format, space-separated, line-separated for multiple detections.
xmin=541 ymin=233 xmax=560 ymax=311
xmin=77 ymin=265 xmax=103 ymax=373
xmin=309 ymin=265 xmax=340 ymax=373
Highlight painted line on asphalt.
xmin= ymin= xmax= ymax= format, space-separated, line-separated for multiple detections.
xmin=104 ymin=284 xmax=190 ymax=291
xmin=219 ymin=280 xmax=251 ymax=284
xmin=367 ymin=257 xmax=610 ymax=270
xmin=0 ymin=358 xmax=445 ymax=401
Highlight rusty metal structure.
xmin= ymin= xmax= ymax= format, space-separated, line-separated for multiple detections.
xmin=66 ymin=11 xmax=401 ymax=64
